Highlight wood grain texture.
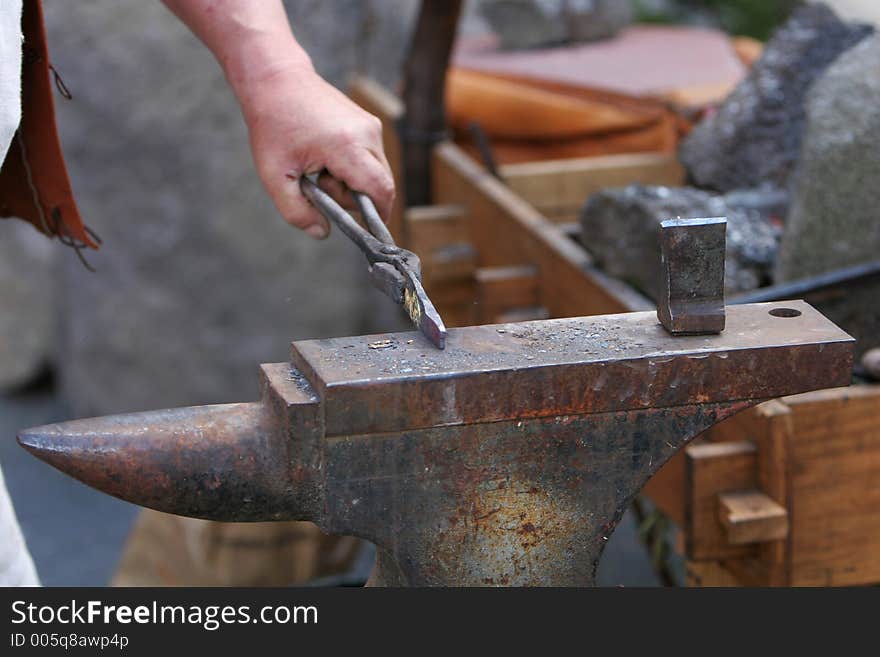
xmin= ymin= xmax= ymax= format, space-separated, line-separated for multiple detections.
xmin=685 ymin=441 xmax=758 ymax=562
xmin=501 ymin=152 xmax=684 ymax=224
xmin=685 ymin=560 xmax=742 ymax=587
xmin=406 ymin=205 xmax=468 ymax=257
xmin=433 ymin=142 xmax=654 ymax=318
xmin=475 ymin=265 xmax=539 ymax=324
xmin=781 ymin=387 xmax=880 ymax=586
xmin=718 ymin=490 xmax=789 ymax=545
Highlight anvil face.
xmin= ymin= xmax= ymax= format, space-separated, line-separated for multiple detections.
xmin=291 ymin=301 xmax=851 ymax=436
xmin=18 ymin=301 xmax=853 ymax=586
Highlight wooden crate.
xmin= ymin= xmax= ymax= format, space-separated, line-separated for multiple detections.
xmin=350 ymin=77 xmax=880 ymax=586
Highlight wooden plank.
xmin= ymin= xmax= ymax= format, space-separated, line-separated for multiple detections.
xmin=432 ymin=142 xmax=653 ymax=318
xmin=421 ymin=243 xmax=477 ymax=285
xmin=684 ymin=441 xmax=758 ymax=562
xmin=752 ymin=400 xmax=794 ymax=585
xmin=778 ymin=386 xmax=880 ymax=586
xmin=642 ymin=440 xmax=690 ymax=526
xmin=348 ymin=76 xmax=406 ymax=242
xmin=427 ymin=281 xmax=478 ymax=328
xmin=475 ymin=265 xmax=539 ymax=324
xmin=500 ymin=152 xmax=684 ymax=224
xmin=685 ymin=560 xmax=743 ymax=587
xmin=718 ymin=490 xmax=789 ymax=545
xmin=405 ymin=204 xmax=477 ymax=322
xmin=495 ymin=306 xmax=550 ymax=323
xmin=408 ymin=206 xmax=475 ymax=284
xmin=714 ymin=387 xmax=880 ymax=587
xmin=406 ymin=205 xmax=468 ymax=258
xmin=646 ymin=399 xmax=778 ymax=527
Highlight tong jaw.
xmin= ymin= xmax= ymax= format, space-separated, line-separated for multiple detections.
xmin=299 ymin=174 xmax=447 ymax=349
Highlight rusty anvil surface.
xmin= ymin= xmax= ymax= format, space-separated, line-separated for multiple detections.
xmin=19 ymin=301 xmax=852 ymax=586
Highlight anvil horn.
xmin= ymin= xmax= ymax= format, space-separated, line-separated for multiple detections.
xmin=17 ymin=401 xmax=313 ymax=522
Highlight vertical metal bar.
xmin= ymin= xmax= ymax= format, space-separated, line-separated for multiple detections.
xmin=399 ymin=0 xmax=463 ymax=208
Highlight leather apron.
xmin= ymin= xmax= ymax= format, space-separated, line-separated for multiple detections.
xmin=0 ymin=0 xmax=96 ymax=250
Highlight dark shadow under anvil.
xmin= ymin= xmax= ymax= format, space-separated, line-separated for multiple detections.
xmin=18 ymin=301 xmax=852 ymax=586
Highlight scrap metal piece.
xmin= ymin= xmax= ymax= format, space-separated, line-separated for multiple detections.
xmin=17 ymin=303 xmax=853 ymax=586
xmin=658 ymin=217 xmax=727 ymax=335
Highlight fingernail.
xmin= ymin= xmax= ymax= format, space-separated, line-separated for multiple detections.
xmin=306 ymin=224 xmax=328 ymax=239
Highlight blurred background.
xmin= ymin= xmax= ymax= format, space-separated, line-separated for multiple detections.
xmin=2 ymin=0 xmax=877 ymax=586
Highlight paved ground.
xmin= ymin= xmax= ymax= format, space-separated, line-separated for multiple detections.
xmin=0 ymin=382 xmax=138 ymax=586
xmin=2 ymin=383 xmax=664 ymax=587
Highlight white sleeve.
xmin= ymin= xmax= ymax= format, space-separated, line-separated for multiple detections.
xmin=0 ymin=462 xmax=39 ymax=586
xmin=0 ymin=0 xmax=23 ymax=164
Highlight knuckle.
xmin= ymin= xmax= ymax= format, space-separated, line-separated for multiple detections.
xmin=367 ymin=115 xmax=383 ymax=136
xmin=336 ymin=128 xmax=359 ymax=147
xmin=378 ymin=172 xmax=395 ymax=198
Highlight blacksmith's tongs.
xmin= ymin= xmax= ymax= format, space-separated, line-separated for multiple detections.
xmin=299 ymin=173 xmax=447 ymax=349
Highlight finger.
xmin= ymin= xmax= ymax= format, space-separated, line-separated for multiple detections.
xmin=272 ymin=169 xmax=329 ymax=239
xmin=365 ymin=147 xmax=395 ymax=221
xmin=325 ymin=147 xmax=395 ymax=223
xmin=367 ymin=144 xmax=393 ymax=180
xmin=316 ymin=171 xmax=357 ymax=210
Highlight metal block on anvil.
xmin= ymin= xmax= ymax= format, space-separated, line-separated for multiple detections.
xmin=658 ymin=217 xmax=727 ymax=335
xmin=18 ymin=301 xmax=853 ymax=586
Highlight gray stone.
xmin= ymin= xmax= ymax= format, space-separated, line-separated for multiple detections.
xmin=44 ymin=1 xmax=415 ymax=416
xmin=567 ymin=0 xmax=634 ymax=43
xmin=0 ymin=220 xmax=54 ymax=391
xmin=478 ymin=0 xmax=632 ymax=50
xmin=777 ymin=33 xmax=880 ymax=280
xmin=680 ymin=4 xmax=873 ymax=192
xmin=775 ymin=34 xmax=880 ymax=358
xmin=580 ymin=184 xmax=783 ymax=301
xmin=806 ymin=283 xmax=880 ymax=360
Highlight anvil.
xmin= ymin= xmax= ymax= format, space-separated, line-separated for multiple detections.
xmin=18 ymin=301 xmax=852 ymax=585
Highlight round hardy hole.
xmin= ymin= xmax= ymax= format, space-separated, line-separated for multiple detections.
xmin=769 ymin=308 xmax=802 ymax=318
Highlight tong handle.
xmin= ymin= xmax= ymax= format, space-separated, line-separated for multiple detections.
xmin=353 ymin=192 xmax=395 ymax=245
xmin=299 ymin=175 xmax=389 ymax=260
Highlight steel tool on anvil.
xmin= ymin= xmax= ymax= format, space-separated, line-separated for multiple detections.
xmin=298 ymin=173 xmax=447 ymax=349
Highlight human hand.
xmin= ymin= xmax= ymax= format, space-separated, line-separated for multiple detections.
xmin=162 ymin=0 xmax=395 ymax=239
xmin=238 ymin=67 xmax=395 ymax=239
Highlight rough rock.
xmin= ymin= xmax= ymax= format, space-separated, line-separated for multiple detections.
xmin=776 ymin=33 xmax=880 ymax=280
xmin=45 ymin=0 xmax=415 ymax=416
xmin=580 ymin=184 xmax=784 ymax=300
xmin=679 ymin=4 xmax=872 ymax=192
xmin=775 ymin=33 xmax=880 ymax=358
xmin=0 ymin=220 xmax=54 ymax=390
xmin=478 ymin=0 xmax=633 ymax=50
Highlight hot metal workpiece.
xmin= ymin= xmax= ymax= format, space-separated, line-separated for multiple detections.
xmin=19 ymin=301 xmax=852 ymax=585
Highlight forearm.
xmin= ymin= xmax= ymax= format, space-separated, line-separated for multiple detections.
xmin=163 ymin=0 xmax=394 ymax=235
xmin=161 ymin=0 xmax=315 ymax=101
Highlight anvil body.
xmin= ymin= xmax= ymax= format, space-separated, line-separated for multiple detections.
xmin=19 ymin=301 xmax=853 ymax=585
